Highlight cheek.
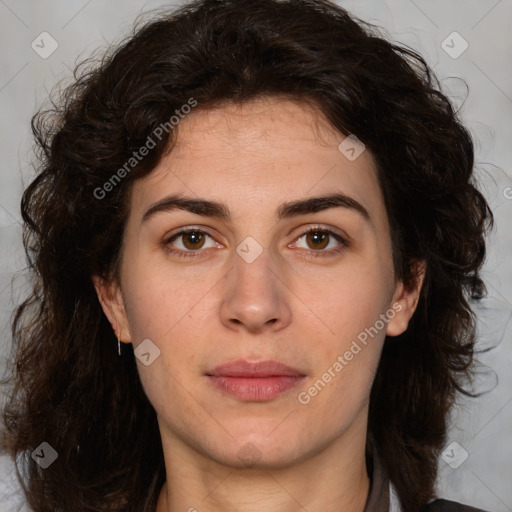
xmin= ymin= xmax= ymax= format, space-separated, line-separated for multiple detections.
xmin=294 ymin=261 xmax=392 ymax=399
xmin=297 ymin=287 xmax=386 ymax=431
xmin=120 ymin=261 xmax=213 ymax=392
xmin=296 ymin=261 xmax=393 ymax=342
xmin=121 ymin=253 xmax=217 ymax=342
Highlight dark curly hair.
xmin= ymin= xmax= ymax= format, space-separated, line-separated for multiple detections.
xmin=1 ymin=0 xmax=493 ymax=511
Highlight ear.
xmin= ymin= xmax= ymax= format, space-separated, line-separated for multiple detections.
xmin=91 ymin=274 xmax=132 ymax=343
xmin=386 ymin=260 xmax=426 ymax=337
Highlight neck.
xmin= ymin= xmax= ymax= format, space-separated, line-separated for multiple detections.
xmin=156 ymin=413 xmax=371 ymax=512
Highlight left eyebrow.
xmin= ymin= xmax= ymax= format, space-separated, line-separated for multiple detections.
xmin=278 ymin=193 xmax=370 ymax=221
xmin=141 ymin=192 xmax=370 ymax=224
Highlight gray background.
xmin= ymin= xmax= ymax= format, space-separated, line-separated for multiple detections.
xmin=0 ymin=0 xmax=511 ymax=510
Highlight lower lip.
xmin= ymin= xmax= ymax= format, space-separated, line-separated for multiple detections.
xmin=207 ymin=375 xmax=305 ymax=401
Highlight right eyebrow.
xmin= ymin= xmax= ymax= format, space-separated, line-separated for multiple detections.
xmin=142 ymin=194 xmax=231 ymax=223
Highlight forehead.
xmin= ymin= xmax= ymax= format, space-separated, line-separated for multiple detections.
xmin=130 ymin=97 xmax=386 ymax=226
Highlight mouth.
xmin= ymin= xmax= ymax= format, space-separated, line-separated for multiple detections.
xmin=205 ymin=359 xmax=306 ymax=401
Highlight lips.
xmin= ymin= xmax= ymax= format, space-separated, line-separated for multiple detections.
xmin=206 ymin=359 xmax=305 ymax=378
xmin=206 ymin=359 xmax=306 ymax=401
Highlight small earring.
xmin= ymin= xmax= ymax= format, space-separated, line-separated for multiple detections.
xmin=117 ymin=332 xmax=121 ymax=356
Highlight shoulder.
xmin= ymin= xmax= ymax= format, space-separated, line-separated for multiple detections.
xmin=0 ymin=453 xmax=33 ymax=512
xmin=422 ymin=498 xmax=490 ymax=512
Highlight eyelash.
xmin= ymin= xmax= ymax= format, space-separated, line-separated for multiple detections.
xmin=164 ymin=226 xmax=348 ymax=259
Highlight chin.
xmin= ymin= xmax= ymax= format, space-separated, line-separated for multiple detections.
xmin=207 ymin=426 xmax=318 ymax=470
xmin=217 ymin=442 xmax=307 ymax=470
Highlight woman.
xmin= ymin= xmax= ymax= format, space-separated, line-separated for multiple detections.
xmin=1 ymin=0 xmax=495 ymax=511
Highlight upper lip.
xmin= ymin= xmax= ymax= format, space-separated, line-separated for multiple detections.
xmin=206 ymin=359 xmax=305 ymax=378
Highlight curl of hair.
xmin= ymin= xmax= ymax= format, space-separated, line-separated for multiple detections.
xmin=2 ymin=1 xmax=493 ymax=511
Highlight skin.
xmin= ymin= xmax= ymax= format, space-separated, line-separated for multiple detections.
xmin=94 ymin=97 xmax=424 ymax=512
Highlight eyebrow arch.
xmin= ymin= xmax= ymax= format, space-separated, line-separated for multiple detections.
xmin=141 ymin=192 xmax=370 ymax=223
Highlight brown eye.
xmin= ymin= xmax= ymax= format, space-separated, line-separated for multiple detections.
xmin=165 ymin=229 xmax=218 ymax=258
xmin=292 ymin=227 xmax=347 ymax=258
xmin=181 ymin=231 xmax=205 ymax=250
xmin=305 ymin=231 xmax=329 ymax=250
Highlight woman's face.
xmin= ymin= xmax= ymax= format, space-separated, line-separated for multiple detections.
xmin=96 ymin=97 xmax=421 ymax=469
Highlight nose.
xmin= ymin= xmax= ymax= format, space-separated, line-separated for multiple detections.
xmin=219 ymin=245 xmax=292 ymax=334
